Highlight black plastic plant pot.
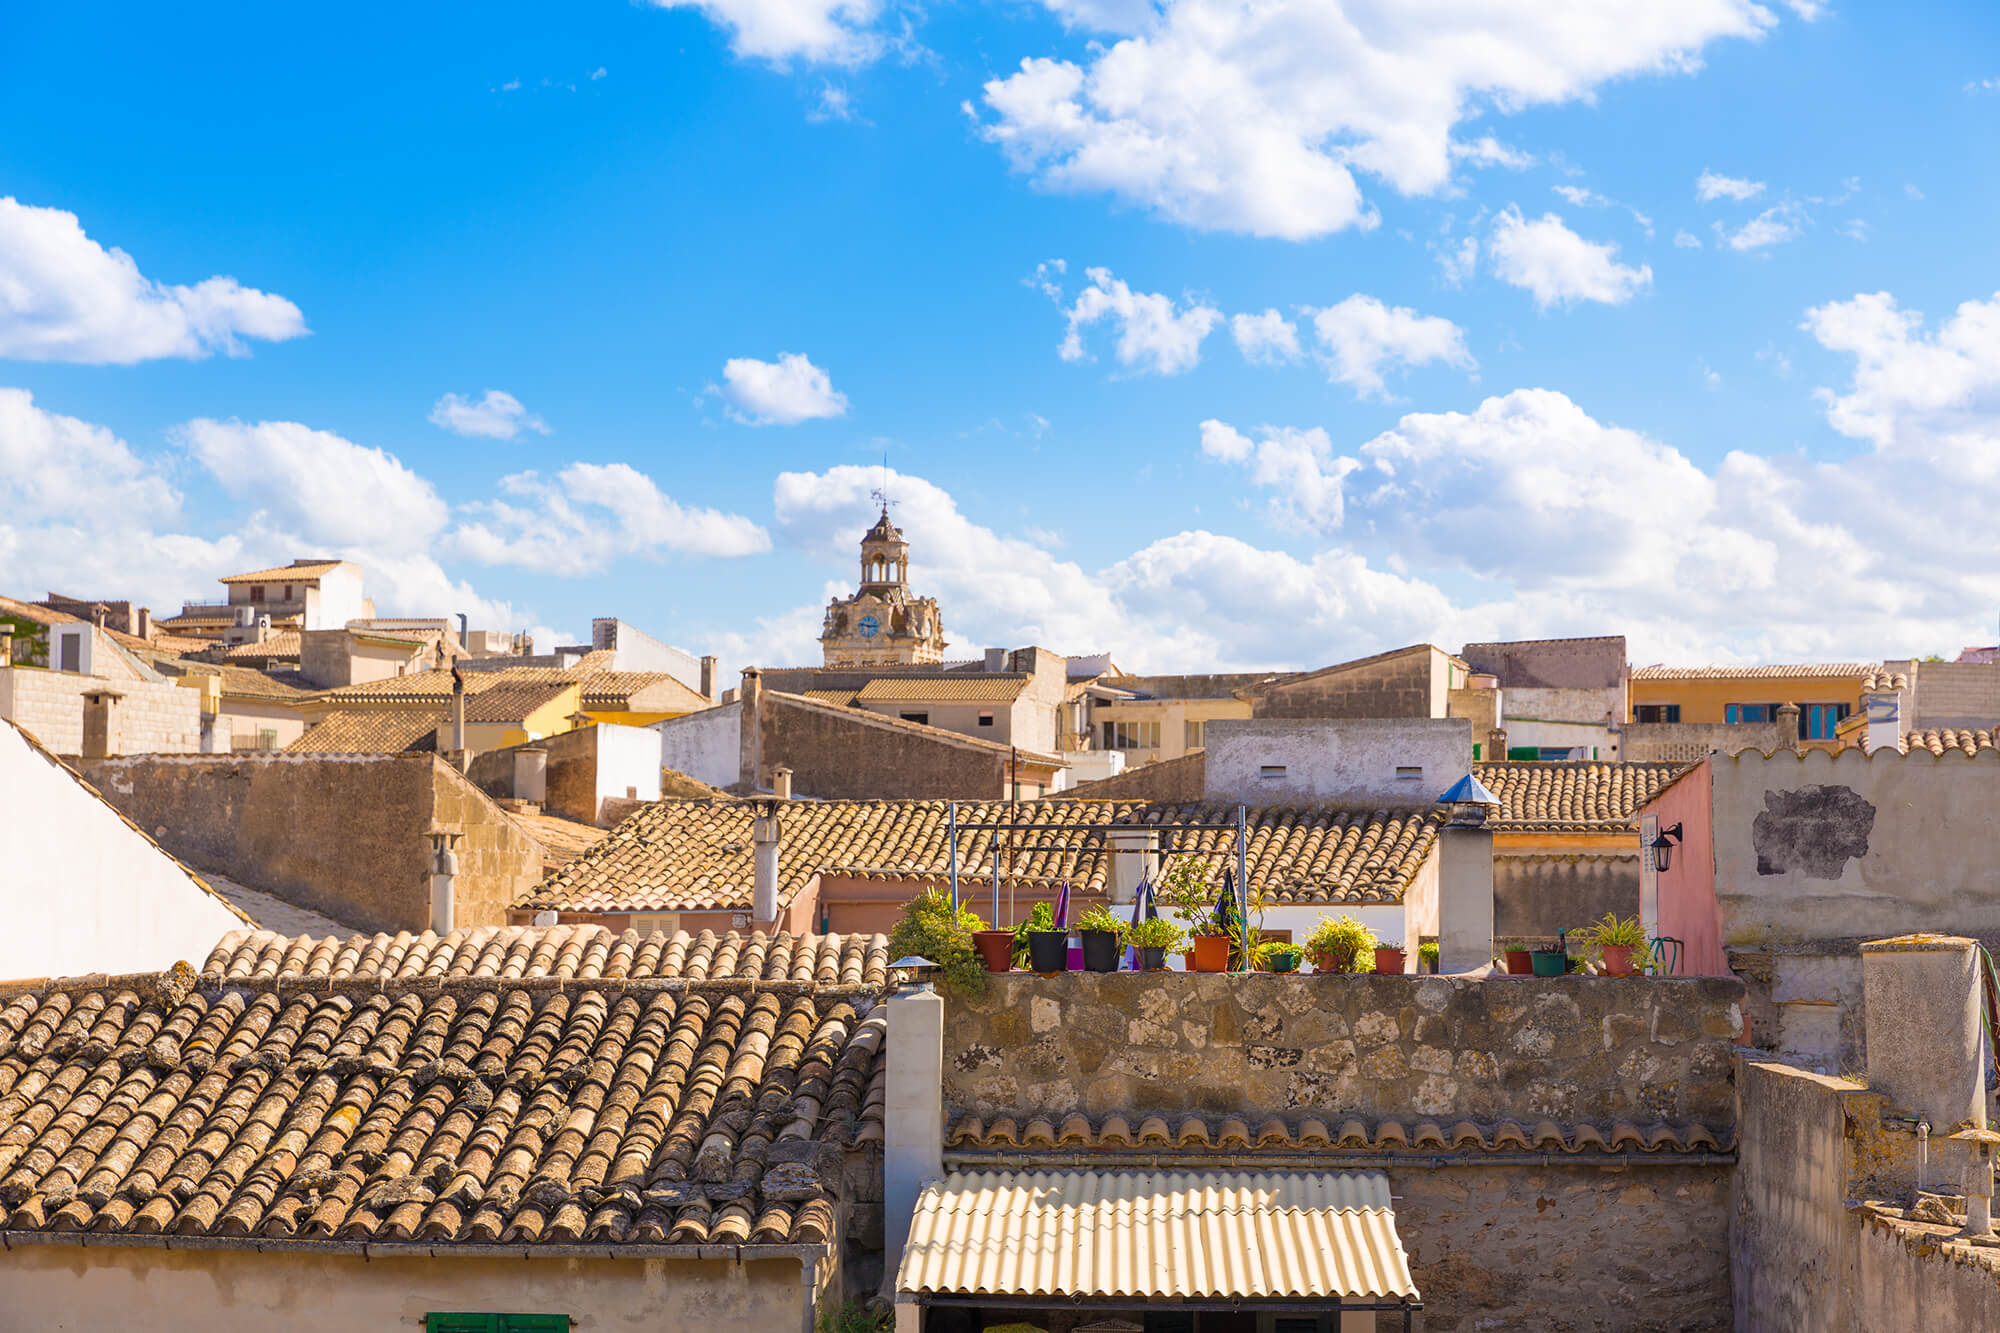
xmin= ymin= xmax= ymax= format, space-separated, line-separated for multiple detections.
xmin=1027 ymin=930 xmax=1071 ymax=973
xmin=1080 ymin=929 xmax=1121 ymax=973
xmin=1140 ymin=947 xmax=1167 ymax=971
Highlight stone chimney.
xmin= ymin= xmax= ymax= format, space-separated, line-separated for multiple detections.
xmin=1487 ymin=726 xmax=1508 ymax=762
xmin=133 ymin=607 xmax=151 ymax=641
xmin=752 ymin=804 xmax=782 ymax=928
xmin=81 ymin=688 xmax=125 ymax=759
xmin=450 ymin=666 xmax=468 ymax=760
xmin=1861 ymin=935 xmax=1987 ymax=1132
xmin=1435 ymin=787 xmax=1497 ymax=974
xmin=513 ymin=745 xmax=548 ymax=804
xmin=427 ymin=828 xmax=461 ymax=935
xmin=1776 ymin=701 xmax=1802 ymax=753
xmin=699 ymin=654 xmax=719 ymax=702
xmin=772 ymin=765 xmax=793 ymax=801
xmin=90 ymin=604 xmax=107 ymax=629
xmin=983 ymin=647 xmax=1006 ymax=672
xmin=1862 ymin=671 xmax=1907 ymax=753
xmin=738 ymin=668 xmax=764 ymax=789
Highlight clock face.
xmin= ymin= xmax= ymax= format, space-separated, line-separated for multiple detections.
xmin=858 ymin=614 xmax=880 ymax=639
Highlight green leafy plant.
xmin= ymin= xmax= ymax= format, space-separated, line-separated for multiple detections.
xmin=888 ymin=888 xmax=989 ymax=999
xmin=1418 ymin=941 xmax=1439 ymax=972
xmin=1574 ymin=913 xmax=1652 ymax=970
xmin=1074 ymin=904 xmax=1125 ymax=934
xmin=1123 ymin=916 xmax=1185 ymax=951
xmin=1154 ymin=858 xmax=1220 ymax=936
xmin=1011 ymin=900 xmax=1060 ymax=966
xmin=1306 ymin=914 xmax=1377 ymax=972
xmin=817 ymin=1301 xmax=889 ymax=1333
xmin=1252 ymin=939 xmax=1301 ymax=970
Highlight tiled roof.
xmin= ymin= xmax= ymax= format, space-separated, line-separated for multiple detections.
xmin=855 ymin=676 xmax=1029 ymax=704
xmin=1630 ymin=663 xmax=1873 ymax=681
xmin=578 ymin=671 xmax=710 ymax=712
xmin=800 ymin=689 xmax=859 ymax=706
xmin=203 ymin=927 xmax=890 ymax=987
xmin=1473 ymin=761 xmax=1687 ymax=832
xmin=1863 ymin=670 xmax=1909 ymax=691
xmin=218 ymin=560 xmax=347 ymax=584
xmin=944 ymin=1110 xmax=1730 ymax=1156
xmin=0 ymin=968 xmax=882 ymax=1248
xmin=523 ymin=799 xmax=1441 ymax=916
xmin=204 ymin=664 xmax=315 ymax=700
xmin=310 ymin=662 xmax=680 ymax=712
xmin=769 ymin=691 xmax=1064 ymax=767
xmin=507 ymin=810 xmax=611 ymax=869
xmin=1903 ymin=726 xmax=1997 ymax=756
xmin=221 ymin=631 xmax=302 ymax=661
xmin=462 ymin=681 xmax=575 ymax=724
xmin=284 ymin=709 xmax=440 ymax=754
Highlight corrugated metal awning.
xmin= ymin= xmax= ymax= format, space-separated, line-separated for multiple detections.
xmin=897 ymin=1169 xmax=1417 ymax=1303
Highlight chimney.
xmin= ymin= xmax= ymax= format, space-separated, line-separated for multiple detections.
xmin=983 ymin=647 xmax=1006 ymax=673
xmin=738 ymin=667 xmax=764 ymax=790
xmin=513 ymin=745 xmax=548 ymax=804
xmin=91 ymin=604 xmax=107 ymax=629
xmin=426 ymin=828 xmax=461 ymax=935
xmin=883 ymin=979 xmax=945 ymax=1286
xmin=134 ymin=607 xmax=151 ymax=641
xmin=1861 ymin=935 xmax=1987 ymax=1132
xmin=752 ymin=804 xmax=782 ymax=928
xmin=772 ymin=765 xmax=793 ymax=801
xmin=1776 ymin=701 xmax=1802 ymax=753
xmin=1863 ymin=674 xmax=1905 ymax=753
xmin=1434 ymin=776 xmax=1498 ymax=973
xmin=700 ymin=655 xmax=719 ymax=702
xmin=1487 ymin=726 xmax=1508 ymax=762
xmin=1104 ymin=828 xmax=1158 ymax=905
xmin=450 ymin=664 xmax=468 ymax=756
xmin=81 ymin=689 xmax=125 ymax=759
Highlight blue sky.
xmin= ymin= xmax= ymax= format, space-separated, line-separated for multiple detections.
xmin=3 ymin=1 xmax=1998 ymax=673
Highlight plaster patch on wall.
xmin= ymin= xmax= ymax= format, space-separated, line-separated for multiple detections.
xmin=1753 ymin=785 xmax=1875 ymax=879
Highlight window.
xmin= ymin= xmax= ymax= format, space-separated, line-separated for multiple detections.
xmin=900 ymin=711 xmax=929 ymax=726
xmin=58 ymin=631 xmax=80 ymax=673
xmin=978 ymin=712 xmax=995 ymax=727
xmin=1185 ymin=719 xmax=1205 ymax=750
xmin=1725 ymin=703 xmax=1777 ymax=724
xmin=1396 ymin=765 xmax=1423 ymax=781
xmin=1537 ymin=746 xmax=1583 ymax=761
xmin=1633 ymin=704 xmax=1681 ymax=724
xmin=257 ymin=728 xmax=277 ymax=751
xmin=248 ymin=584 xmax=264 ymax=601
xmin=1103 ymin=721 xmax=1160 ymax=750
xmin=426 ymin=1316 xmax=570 ymax=1333
xmin=1260 ymin=764 xmax=1287 ymax=779
xmin=1803 ymin=702 xmax=1852 ymax=740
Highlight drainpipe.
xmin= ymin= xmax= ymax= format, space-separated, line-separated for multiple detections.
xmin=450 ymin=663 xmax=467 ymax=760
xmin=426 ymin=828 xmax=461 ymax=935
xmin=752 ymin=802 xmax=781 ymax=930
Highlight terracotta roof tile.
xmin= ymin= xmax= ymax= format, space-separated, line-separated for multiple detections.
xmin=461 ymin=682 xmax=575 ymax=724
xmin=203 ymin=927 xmax=890 ymax=987
xmin=0 ymin=949 xmax=884 ymax=1249
xmin=311 ymin=662 xmax=679 ymax=712
xmin=523 ymin=799 xmax=1441 ymax=915
xmin=854 ymin=677 xmax=1029 ymax=704
xmin=1472 ymin=761 xmax=1686 ymax=832
xmin=1903 ymin=726 xmax=1997 ymax=756
xmin=284 ymin=709 xmax=440 ymax=755
xmin=1630 ymin=663 xmax=1873 ymax=681
xmin=217 ymin=561 xmax=348 ymax=584
xmin=1863 ymin=670 xmax=1910 ymax=691
xmin=221 ymin=632 xmax=302 ymax=661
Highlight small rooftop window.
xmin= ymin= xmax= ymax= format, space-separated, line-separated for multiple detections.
xmin=1259 ymin=764 xmax=1287 ymax=779
xmin=1396 ymin=766 xmax=1423 ymax=780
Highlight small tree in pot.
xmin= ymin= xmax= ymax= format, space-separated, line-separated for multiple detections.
xmin=888 ymin=888 xmax=989 ymax=999
xmin=1156 ymin=860 xmax=1230 ymax=972
xmin=1074 ymin=904 xmax=1126 ymax=972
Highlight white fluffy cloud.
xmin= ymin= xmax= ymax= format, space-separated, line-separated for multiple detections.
xmin=0 ymin=197 xmax=307 ymax=364
xmin=647 ymin=0 xmax=883 ymax=66
xmin=450 ymin=462 xmax=772 ymax=574
xmin=1488 ymin=208 xmax=1652 ymax=309
xmin=1229 ymin=308 xmax=1303 ymax=365
xmin=429 ymin=389 xmax=550 ymax=439
xmin=1304 ymin=295 xmax=1474 ymax=398
xmin=1199 ymin=420 xmax=1357 ymax=530
xmin=718 ymin=352 xmax=849 ymax=425
xmin=976 ymin=1 xmax=1782 ymax=240
xmin=1696 ymin=169 xmax=1766 ymax=202
xmin=1719 ymin=202 xmax=1804 ymax=251
xmin=1452 ymin=137 xmax=1537 ymax=171
xmin=1059 ymin=267 xmax=1221 ymax=376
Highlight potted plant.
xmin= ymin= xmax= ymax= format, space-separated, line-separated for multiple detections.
xmin=1530 ymin=928 xmax=1571 ymax=977
xmin=1124 ymin=916 xmax=1184 ymax=971
xmin=1254 ymin=940 xmax=1302 ymax=973
xmin=1418 ymin=941 xmax=1440 ymax=974
xmin=1156 ymin=860 xmax=1231 ymax=973
xmin=1373 ymin=939 xmax=1407 ymax=975
xmin=1074 ymin=904 xmax=1125 ymax=973
xmin=1306 ymin=915 xmax=1376 ymax=974
xmin=1577 ymin=913 xmax=1650 ymax=977
xmin=972 ymin=924 xmax=1016 ymax=973
xmin=1017 ymin=902 xmax=1069 ymax=974
xmin=1503 ymin=947 xmax=1533 ymax=975
xmin=887 ymin=888 xmax=989 ymax=998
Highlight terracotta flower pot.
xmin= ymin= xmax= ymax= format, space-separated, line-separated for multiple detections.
xmin=1027 ymin=930 xmax=1070 ymax=974
xmin=1505 ymin=949 xmax=1533 ymax=975
xmin=1311 ymin=946 xmax=1357 ymax=974
xmin=1373 ymin=947 xmax=1406 ymax=975
xmin=1080 ymin=930 xmax=1121 ymax=973
xmin=1600 ymin=944 xmax=1636 ymax=977
xmin=1190 ymin=934 xmax=1231 ymax=972
xmin=973 ymin=930 xmax=1015 ymax=973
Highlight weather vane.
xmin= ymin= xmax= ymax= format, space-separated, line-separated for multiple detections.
xmin=870 ymin=449 xmax=894 ymax=514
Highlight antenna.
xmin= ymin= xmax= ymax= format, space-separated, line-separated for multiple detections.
xmin=870 ymin=449 xmax=894 ymax=515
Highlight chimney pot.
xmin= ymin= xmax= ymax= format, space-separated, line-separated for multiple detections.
xmin=983 ymin=647 xmax=1006 ymax=673
xmin=752 ymin=808 xmax=781 ymax=927
xmin=773 ymin=766 xmax=793 ymax=801
xmin=700 ymin=655 xmax=719 ymax=702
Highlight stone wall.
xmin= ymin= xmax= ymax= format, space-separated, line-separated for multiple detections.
xmin=1909 ymin=659 xmax=2000 ymax=726
xmin=943 ymin=972 xmax=1742 ymax=1126
xmin=76 ymin=753 xmax=542 ymax=932
xmin=1624 ymin=719 xmax=1787 ymax=762
xmin=0 ymin=666 xmax=202 ymax=755
xmin=657 ymin=699 xmax=740 ymax=789
xmin=1462 ymin=637 xmax=1626 ymax=691
xmin=757 ymin=691 xmax=1011 ymax=800
xmin=1247 ymin=645 xmax=1451 ymax=720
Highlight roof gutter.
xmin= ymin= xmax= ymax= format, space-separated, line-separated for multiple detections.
xmin=0 ymin=1230 xmax=832 ymax=1264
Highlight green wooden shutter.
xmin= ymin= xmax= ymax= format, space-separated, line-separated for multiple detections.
xmin=427 ymin=1315 xmax=570 ymax=1333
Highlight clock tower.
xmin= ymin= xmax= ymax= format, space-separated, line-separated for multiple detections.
xmin=820 ymin=508 xmax=948 ymax=666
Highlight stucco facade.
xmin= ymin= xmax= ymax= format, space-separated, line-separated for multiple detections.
xmin=1203 ymin=717 xmax=1470 ymax=806
xmin=0 ymin=662 xmax=203 ymax=755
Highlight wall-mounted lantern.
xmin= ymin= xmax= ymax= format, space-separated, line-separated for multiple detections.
xmin=1650 ymin=822 xmax=1684 ymax=873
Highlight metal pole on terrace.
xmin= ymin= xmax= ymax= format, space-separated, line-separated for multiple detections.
xmin=1236 ymin=803 xmax=1249 ymax=973
xmin=947 ymin=801 xmax=959 ymax=912
xmin=993 ymin=845 xmax=1003 ymax=927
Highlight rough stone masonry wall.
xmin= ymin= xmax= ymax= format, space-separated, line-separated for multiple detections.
xmin=0 ymin=667 xmax=201 ymax=755
xmin=759 ymin=693 xmax=1006 ymax=800
xmin=76 ymin=753 xmax=541 ymax=933
xmin=945 ymin=973 xmax=1741 ymax=1125
xmin=945 ymin=973 xmax=1743 ymax=1333
xmin=1249 ymin=649 xmax=1442 ymax=721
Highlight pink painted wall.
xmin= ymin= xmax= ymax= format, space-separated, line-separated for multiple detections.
xmin=1652 ymin=760 xmax=1728 ymax=975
